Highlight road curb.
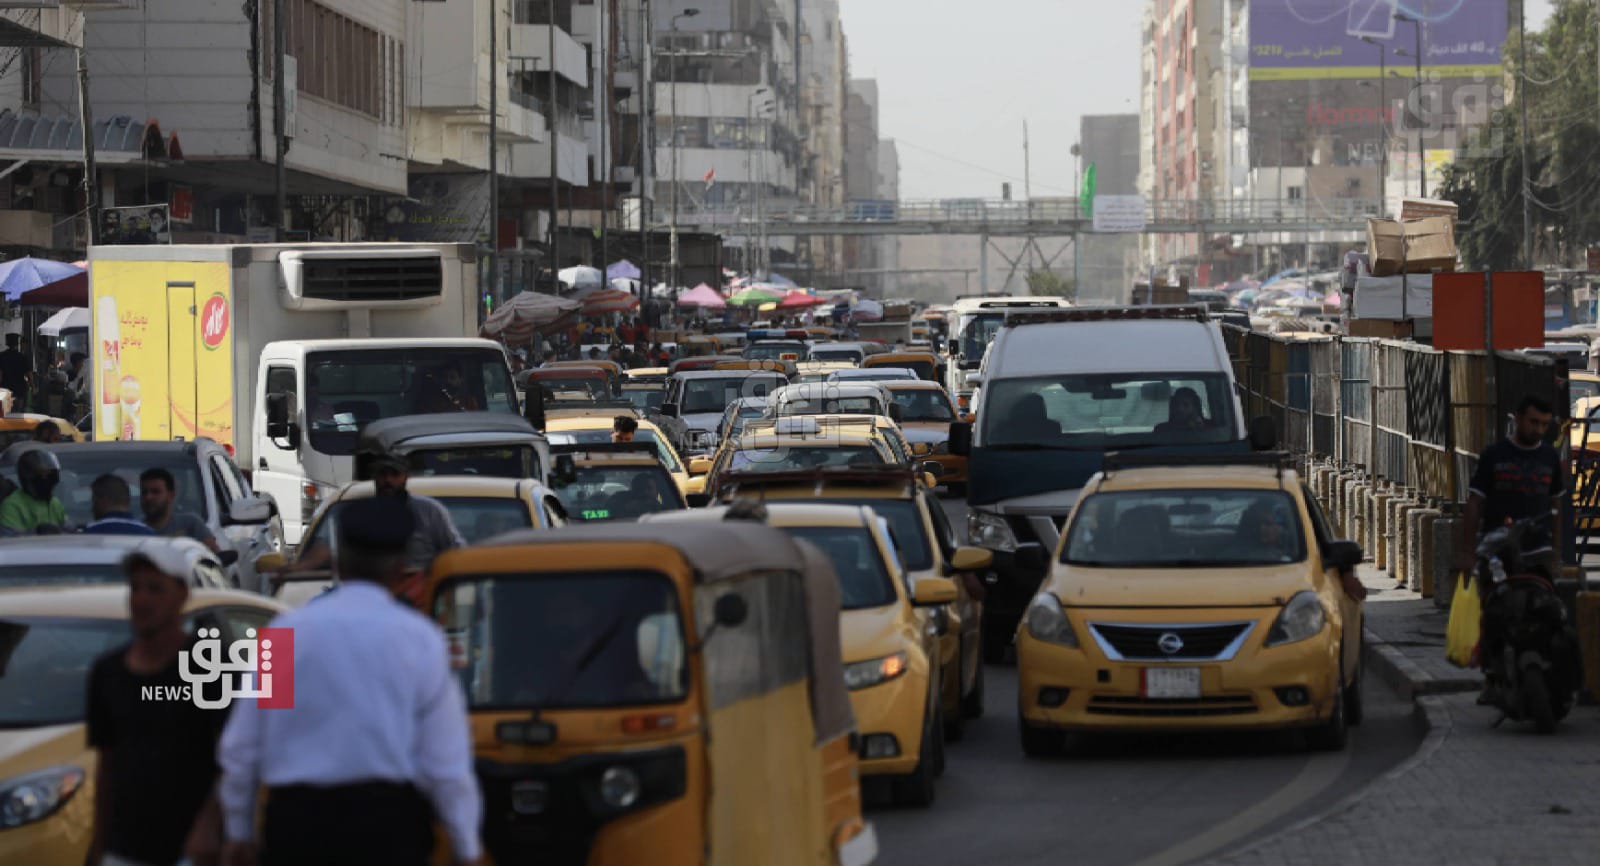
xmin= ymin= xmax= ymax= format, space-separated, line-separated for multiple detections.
xmin=1198 ymin=633 xmax=1457 ymax=865
xmin=1360 ymin=626 xmax=1480 ymax=700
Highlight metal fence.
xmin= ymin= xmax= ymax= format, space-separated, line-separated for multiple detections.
xmin=1227 ymin=327 xmax=1563 ymax=503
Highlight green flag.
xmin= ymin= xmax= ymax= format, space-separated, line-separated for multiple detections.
xmin=1080 ymin=162 xmax=1097 ymax=217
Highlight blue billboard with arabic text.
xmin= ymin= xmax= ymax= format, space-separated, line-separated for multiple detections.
xmin=1250 ymin=0 xmax=1508 ymax=81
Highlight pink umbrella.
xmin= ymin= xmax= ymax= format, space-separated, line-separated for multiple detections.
xmin=777 ymin=290 xmax=825 ymax=309
xmin=677 ymin=284 xmax=727 ymax=309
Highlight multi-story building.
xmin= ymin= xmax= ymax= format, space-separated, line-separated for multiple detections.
xmin=797 ymin=0 xmax=845 ymax=285
xmin=653 ymin=0 xmax=801 ymax=277
xmin=875 ymin=136 xmax=898 ymax=295
xmin=842 ymin=77 xmax=880 ymax=292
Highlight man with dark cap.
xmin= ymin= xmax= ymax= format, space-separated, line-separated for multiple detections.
xmin=217 ymin=496 xmax=482 ymax=866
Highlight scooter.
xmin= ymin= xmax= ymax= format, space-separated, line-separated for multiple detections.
xmin=1474 ymin=514 xmax=1582 ymax=734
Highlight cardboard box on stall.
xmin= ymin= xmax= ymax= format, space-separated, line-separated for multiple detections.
xmin=1400 ymin=197 xmax=1460 ymax=231
xmin=1366 ymin=217 xmax=1458 ymax=276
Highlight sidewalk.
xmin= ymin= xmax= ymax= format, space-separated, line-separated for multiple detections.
xmin=1203 ymin=565 xmax=1600 ymax=866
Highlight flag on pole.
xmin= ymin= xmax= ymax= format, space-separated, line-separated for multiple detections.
xmin=704 ymin=168 xmax=716 ymax=191
xmin=1080 ymin=162 xmax=1097 ymax=218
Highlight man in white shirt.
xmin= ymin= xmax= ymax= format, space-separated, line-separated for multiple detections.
xmin=217 ymin=496 xmax=481 ymax=866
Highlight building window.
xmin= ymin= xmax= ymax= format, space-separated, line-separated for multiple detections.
xmin=272 ymin=0 xmax=401 ymax=126
xmin=1288 ymin=186 xmax=1303 ymax=201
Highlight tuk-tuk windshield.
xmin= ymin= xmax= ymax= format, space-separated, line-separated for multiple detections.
xmin=436 ymin=571 xmax=687 ymax=709
xmin=782 ymin=526 xmax=898 ymax=610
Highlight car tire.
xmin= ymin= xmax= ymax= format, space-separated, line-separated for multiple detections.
xmin=1306 ymin=663 xmax=1349 ymax=752
xmin=1019 ymin=715 xmax=1064 ymax=759
xmin=961 ymin=651 xmax=986 ymax=719
xmin=892 ymin=709 xmax=939 ymax=807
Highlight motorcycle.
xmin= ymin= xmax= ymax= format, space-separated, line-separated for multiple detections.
xmin=1474 ymin=514 xmax=1582 ymax=733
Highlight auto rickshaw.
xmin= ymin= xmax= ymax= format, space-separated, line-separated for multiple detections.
xmin=863 ymin=351 xmax=941 ymax=383
xmin=677 ymin=335 xmax=723 ymax=358
xmin=545 ymin=360 xmax=624 ymax=395
xmin=425 ymin=521 xmax=878 ymax=866
xmin=517 ymin=366 xmax=614 ymax=401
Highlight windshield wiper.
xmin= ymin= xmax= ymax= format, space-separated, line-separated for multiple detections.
xmin=540 ymin=611 xmax=629 ymax=705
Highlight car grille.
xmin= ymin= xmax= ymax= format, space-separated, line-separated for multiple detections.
xmin=1088 ymin=622 xmax=1253 ymax=661
xmin=1086 ymin=695 xmax=1258 ymax=717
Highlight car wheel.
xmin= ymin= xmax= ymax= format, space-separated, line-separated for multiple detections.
xmin=1306 ymin=663 xmax=1349 ymax=752
xmin=891 ymin=709 xmax=939 ymax=807
xmin=1019 ymin=715 xmax=1064 ymax=758
xmin=961 ymin=651 xmax=986 ymax=719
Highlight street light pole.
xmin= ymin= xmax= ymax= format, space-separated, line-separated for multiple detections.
xmin=548 ymin=0 xmax=560 ymax=283
xmin=1362 ymin=36 xmax=1388 ymax=217
xmin=667 ymin=7 xmax=699 ymax=293
xmin=1394 ymin=12 xmax=1425 ymax=197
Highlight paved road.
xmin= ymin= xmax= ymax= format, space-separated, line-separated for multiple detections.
xmin=868 ymin=496 xmax=1426 ymax=866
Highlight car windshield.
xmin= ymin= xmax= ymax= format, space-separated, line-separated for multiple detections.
xmin=810 ymin=349 xmax=862 ymax=363
xmin=435 ymin=571 xmax=687 ymax=710
xmin=308 ymin=349 xmax=518 ymax=455
xmin=0 ymin=617 xmax=128 ymax=726
xmin=1062 ymin=489 xmax=1307 ymax=567
xmin=621 ymin=388 xmax=664 ymax=412
xmin=547 ymin=429 xmax=682 ymax=474
xmin=777 ymin=395 xmax=884 ymax=416
xmin=723 ymin=404 xmax=769 ymax=438
xmin=40 ymin=451 xmax=207 ymax=526
xmin=891 ymin=389 xmax=955 ymax=422
xmin=981 ymin=373 xmax=1237 ymax=449
xmin=778 ymin=498 xmax=932 ymax=571
xmin=555 ymin=465 xmax=684 ymax=521
xmin=745 ymin=342 xmax=807 ymax=361
xmin=1570 ymin=378 xmax=1600 ymax=417
xmin=959 ymin=314 xmax=1005 ymax=361
xmin=728 ymin=445 xmax=888 ymax=472
xmin=407 ymin=445 xmax=538 ymax=479
xmin=680 ymin=376 xmax=783 ymax=414
xmin=307 ymin=496 xmax=531 ymax=549
xmin=0 ymin=564 xmax=124 ymax=586
xmin=533 ymin=377 xmax=607 ymax=398
xmin=782 ymin=526 xmax=898 ymax=610
xmin=832 ymin=369 xmax=915 ymax=382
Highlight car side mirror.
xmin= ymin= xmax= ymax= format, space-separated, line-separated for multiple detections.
xmin=1013 ymin=543 xmax=1048 ymax=573
xmin=920 ymin=460 xmax=945 ymax=478
xmin=946 ymin=339 xmax=959 ymax=356
xmin=948 ymin=421 xmax=972 ymax=457
xmin=948 ymin=546 xmax=993 ymax=572
xmin=523 ymin=385 xmax=547 ymax=430
xmin=226 ymin=496 xmax=273 ymax=526
xmin=551 ymin=454 xmax=578 ymax=487
xmin=254 ymin=551 xmax=287 ymax=573
xmin=1248 ymin=415 xmax=1279 ymax=451
xmin=265 ymin=392 xmax=299 ymax=449
xmin=1323 ymin=539 xmax=1364 ymax=571
xmin=688 ymin=456 xmax=713 ymax=476
xmin=911 ymin=576 xmax=958 ymax=606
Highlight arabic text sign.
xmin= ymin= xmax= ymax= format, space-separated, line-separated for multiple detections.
xmin=146 ymin=627 xmax=297 ymax=710
xmin=1249 ymin=0 xmax=1507 ymax=78
xmin=1093 ymin=196 xmax=1146 ymax=234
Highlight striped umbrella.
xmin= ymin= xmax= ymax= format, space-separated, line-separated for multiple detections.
xmin=581 ymin=288 xmax=641 ymax=315
xmin=481 ymin=292 xmax=581 ymax=342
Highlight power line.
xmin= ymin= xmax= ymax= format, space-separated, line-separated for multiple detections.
xmin=894 ymin=137 xmax=1076 ymax=195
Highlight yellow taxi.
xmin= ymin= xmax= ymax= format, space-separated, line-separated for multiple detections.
xmin=545 ymin=415 xmax=691 ymax=496
xmin=548 ymin=441 xmax=688 ymax=522
xmin=1015 ymin=453 xmax=1365 ymax=756
xmin=880 ymin=381 xmax=966 ymax=491
xmin=0 ymin=585 xmax=286 ymax=866
xmin=646 ymin=502 xmax=958 ymax=806
xmin=708 ymin=467 xmax=993 ymax=739
xmin=0 ymin=414 xmax=84 ymax=450
xmin=796 ymin=362 xmax=859 ymax=384
xmin=692 ymin=415 xmax=912 ymax=502
xmin=624 ymin=366 xmax=670 ymax=383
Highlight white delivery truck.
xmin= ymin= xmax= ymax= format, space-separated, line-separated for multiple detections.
xmin=91 ymin=242 xmax=518 ymax=544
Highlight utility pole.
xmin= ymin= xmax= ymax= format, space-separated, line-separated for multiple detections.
xmin=488 ymin=0 xmax=500 ymax=302
xmin=548 ymin=0 xmax=561 ymax=282
xmin=640 ymin=0 xmax=653 ymax=296
xmin=1395 ymin=11 xmax=1425 ymax=197
xmin=274 ymin=0 xmax=287 ymax=240
xmin=599 ymin=0 xmax=610 ymax=287
xmin=1023 ymin=119 xmax=1033 ymax=272
xmin=668 ymin=8 xmax=701 ymax=291
xmin=1362 ymin=36 xmax=1388 ymax=218
xmin=1519 ymin=2 xmax=1533 ymax=269
xmin=76 ymin=46 xmax=98 ymax=245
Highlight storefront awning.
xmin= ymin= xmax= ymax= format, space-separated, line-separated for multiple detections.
xmin=0 ymin=111 xmax=177 ymax=165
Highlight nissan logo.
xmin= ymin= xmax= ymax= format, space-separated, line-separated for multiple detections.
xmin=1157 ymin=632 xmax=1185 ymax=655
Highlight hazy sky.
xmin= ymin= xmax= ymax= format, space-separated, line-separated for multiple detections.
xmin=844 ymin=0 xmax=1557 ymax=201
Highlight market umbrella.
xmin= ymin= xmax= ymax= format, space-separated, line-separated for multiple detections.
xmin=853 ymin=298 xmax=884 ymax=321
xmin=763 ymin=272 xmax=799 ymax=289
xmin=778 ymin=290 xmax=826 ymax=309
xmin=18 ymin=273 xmax=87 ymax=307
xmin=677 ymin=284 xmax=726 ymax=309
xmin=608 ymin=277 xmax=641 ymax=294
xmin=0 ymin=258 xmax=84 ymax=301
xmin=728 ymin=287 xmax=782 ymax=307
xmin=480 ymin=292 xmax=581 ymax=342
xmin=38 ymin=306 xmax=89 ymax=336
xmin=581 ymin=288 xmax=641 ymax=316
xmin=558 ymin=265 xmax=604 ymax=290
xmin=606 ymin=259 xmax=641 ymax=280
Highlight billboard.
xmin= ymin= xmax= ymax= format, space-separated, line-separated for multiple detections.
xmin=101 ymin=205 xmax=172 ymax=245
xmin=378 ymin=173 xmax=490 ymax=244
xmin=1250 ymin=0 xmax=1509 ymax=81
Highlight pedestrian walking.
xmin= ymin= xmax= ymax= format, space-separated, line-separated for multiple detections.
xmin=0 ymin=332 xmax=32 ymax=406
xmin=87 ymin=542 xmax=229 ymax=866
xmin=217 ymin=496 xmax=482 ymax=866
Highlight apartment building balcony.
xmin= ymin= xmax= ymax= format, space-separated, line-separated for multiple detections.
xmin=505 ymin=109 xmax=588 ymax=185
xmin=510 ymin=3 xmax=587 ymax=85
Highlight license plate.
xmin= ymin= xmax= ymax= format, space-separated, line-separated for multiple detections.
xmin=1142 ymin=667 xmax=1201 ymax=699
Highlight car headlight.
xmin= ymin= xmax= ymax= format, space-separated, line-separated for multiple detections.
xmin=968 ymin=510 xmax=1017 ymax=553
xmin=1024 ymin=593 xmax=1079 ymax=648
xmin=0 ymin=765 xmax=85 ymax=829
xmin=1265 ymin=591 xmax=1327 ymax=647
xmin=843 ymin=652 xmax=909 ymax=690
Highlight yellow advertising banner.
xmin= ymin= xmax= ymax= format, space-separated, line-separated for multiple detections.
xmin=91 ymin=260 xmax=236 ymax=450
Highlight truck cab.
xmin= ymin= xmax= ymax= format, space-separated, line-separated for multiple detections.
xmin=943 ymin=296 xmax=1070 ymax=412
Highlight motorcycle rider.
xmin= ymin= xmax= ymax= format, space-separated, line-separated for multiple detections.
xmin=1452 ymin=395 xmax=1565 ymax=697
xmin=0 ymin=449 xmax=68 ymax=535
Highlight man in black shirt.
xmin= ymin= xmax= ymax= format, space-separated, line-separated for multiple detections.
xmin=0 ymin=332 xmax=31 ymax=407
xmin=1455 ymin=395 xmax=1565 ymax=583
xmin=87 ymin=543 xmax=227 ymax=866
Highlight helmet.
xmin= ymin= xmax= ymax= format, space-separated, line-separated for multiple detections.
xmin=17 ymin=448 xmax=61 ymax=501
